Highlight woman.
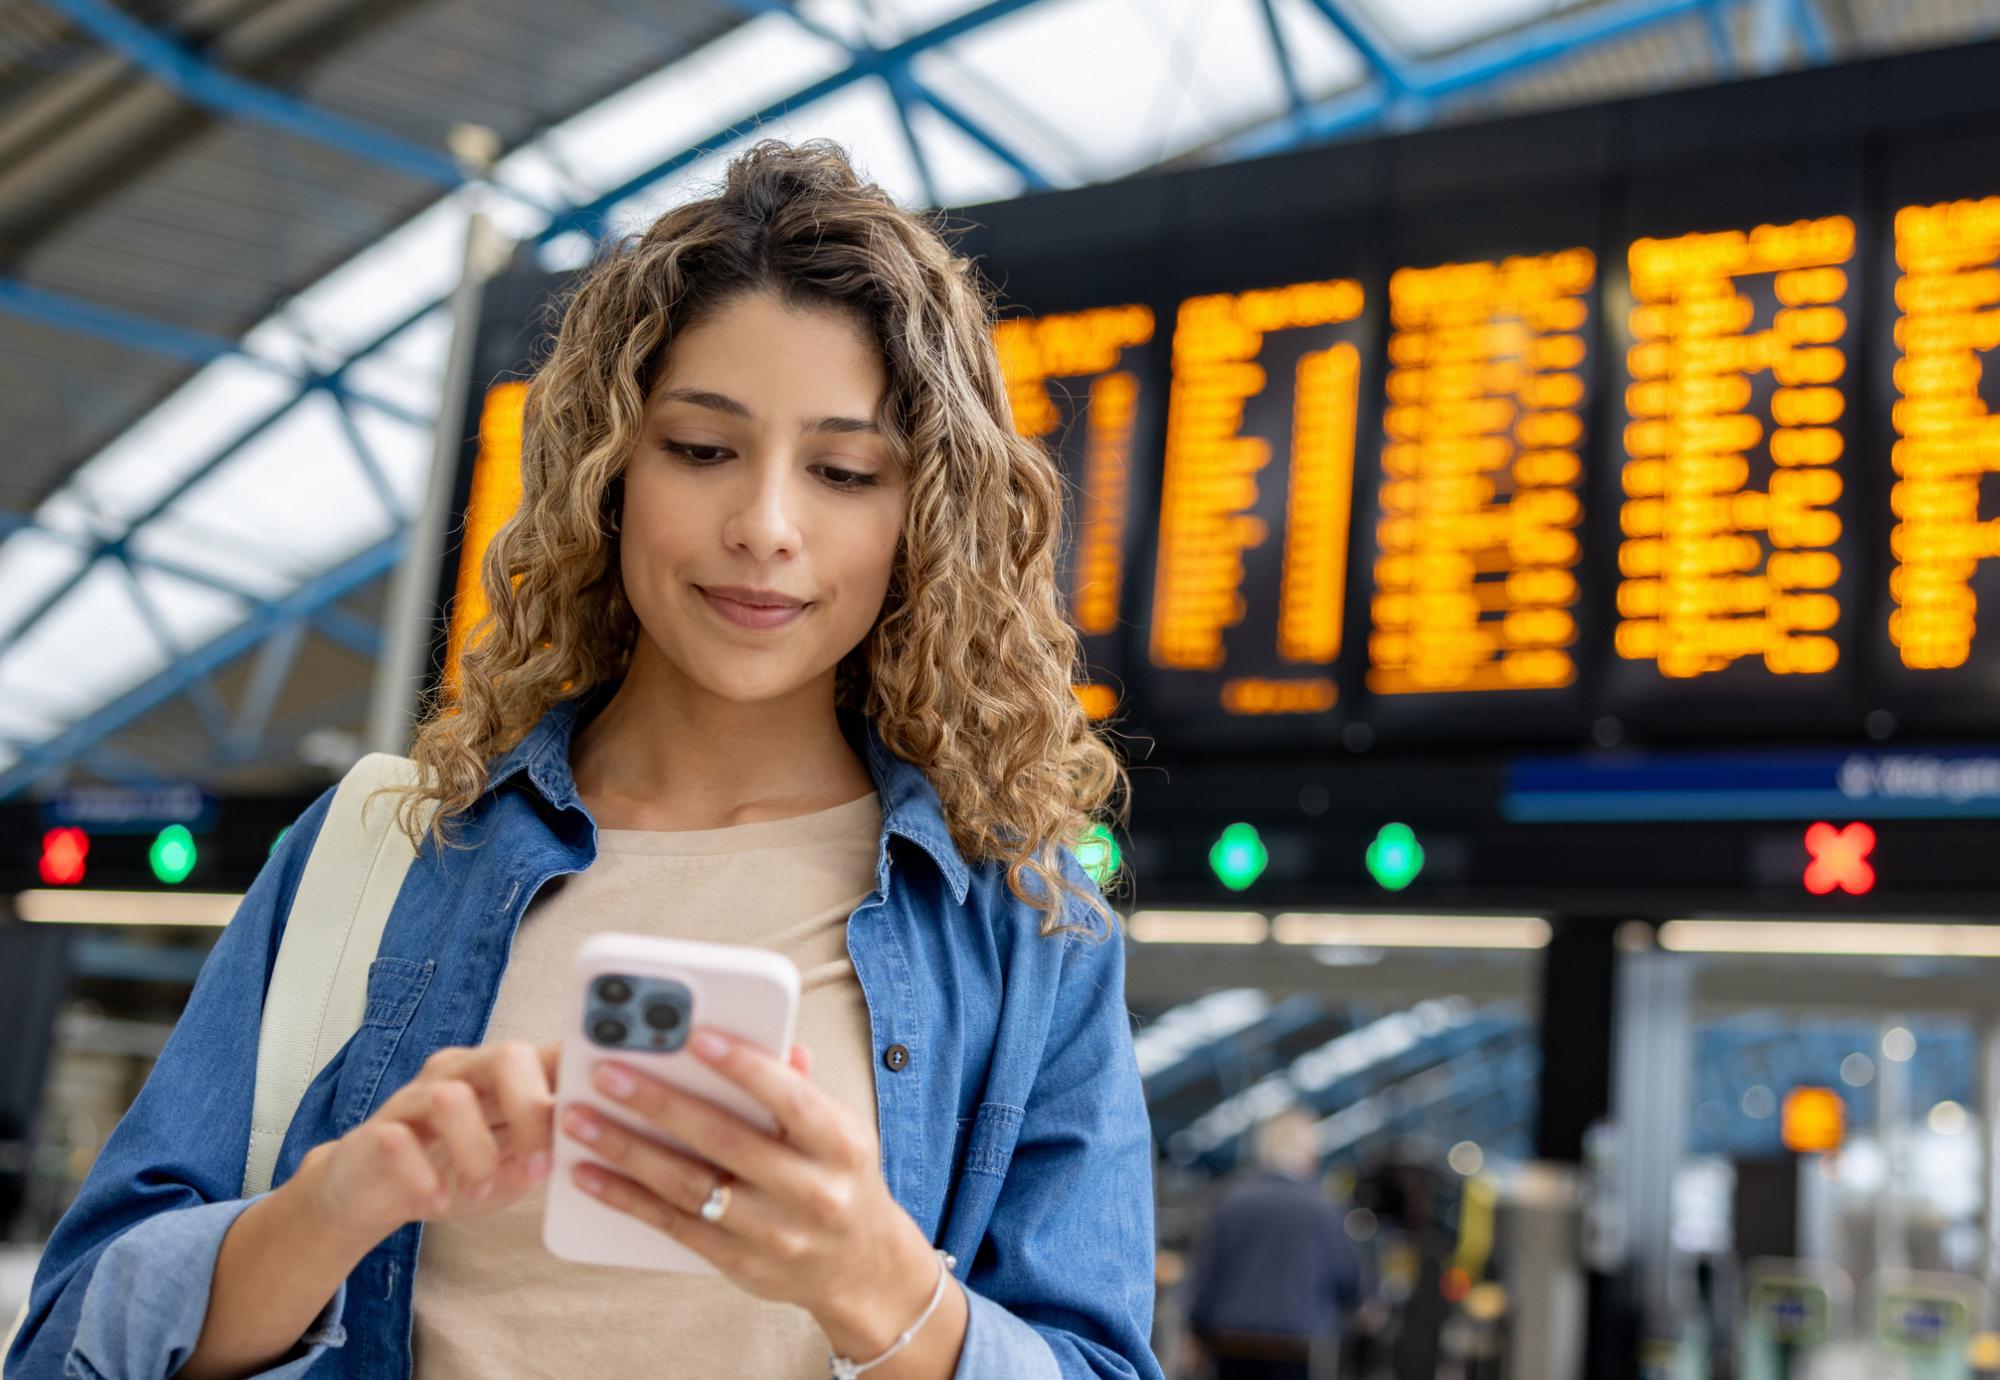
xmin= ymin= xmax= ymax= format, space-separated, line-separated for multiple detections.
xmin=10 ymin=139 xmax=1161 ymax=1380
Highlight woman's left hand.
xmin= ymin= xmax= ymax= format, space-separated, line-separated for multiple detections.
xmin=560 ymin=1026 xmax=947 ymax=1352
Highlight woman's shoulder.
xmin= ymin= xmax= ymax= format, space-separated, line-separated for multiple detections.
xmin=954 ymin=843 xmax=1118 ymax=954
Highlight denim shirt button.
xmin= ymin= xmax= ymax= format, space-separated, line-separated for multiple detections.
xmin=882 ymin=1042 xmax=910 ymax=1072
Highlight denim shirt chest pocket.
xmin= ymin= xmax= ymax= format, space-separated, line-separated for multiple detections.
xmin=331 ymin=956 xmax=435 ymax=1131
xmin=946 ymin=1101 xmax=1024 ymax=1227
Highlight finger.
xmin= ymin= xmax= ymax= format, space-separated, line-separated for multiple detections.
xmin=561 ymin=1104 xmax=780 ymax=1237
xmin=684 ymin=1029 xmax=852 ymax=1162
xmin=484 ymin=1041 xmax=555 ymax=1163
xmin=423 ymin=1080 xmax=502 ymax=1191
xmin=591 ymin=1059 xmax=808 ymax=1192
xmin=366 ymin=1120 xmax=446 ymax=1214
xmin=572 ymin=1162 xmax=743 ymax=1271
xmin=789 ymin=1044 xmax=812 ymax=1079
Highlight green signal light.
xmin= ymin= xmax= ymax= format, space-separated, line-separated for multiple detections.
xmin=1209 ymin=822 xmax=1268 ymax=891
xmin=1366 ymin=822 xmax=1424 ymax=892
xmin=150 ymin=824 xmax=198 ymax=885
xmin=1074 ymin=823 xmax=1121 ymax=888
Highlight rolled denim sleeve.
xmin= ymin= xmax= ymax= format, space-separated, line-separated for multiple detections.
xmin=951 ymin=861 xmax=1164 ymax=1380
xmin=6 ymin=786 xmax=344 ymax=1380
xmin=62 ymin=1196 xmax=346 ymax=1380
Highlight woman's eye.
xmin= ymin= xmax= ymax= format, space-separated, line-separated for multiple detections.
xmin=663 ymin=442 xmax=875 ymax=490
xmin=817 ymin=466 xmax=878 ymax=490
xmin=664 ymin=441 xmax=727 ymax=463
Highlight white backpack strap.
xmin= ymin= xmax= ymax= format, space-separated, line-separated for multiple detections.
xmin=242 ymin=752 xmax=429 ymax=1197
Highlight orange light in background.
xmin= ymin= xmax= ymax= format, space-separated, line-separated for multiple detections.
xmin=1782 ymin=1086 xmax=1845 ymax=1153
xmin=1804 ymin=820 xmax=1876 ymax=896
xmin=1367 ymin=248 xmax=1594 ymax=696
xmin=1888 ymin=197 xmax=2000 ymax=671
xmin=443 ymin=381 xmax=528 ymax=696
xmin=1072 ymin=683 xmax=1119 ymax=719
xmin=1148 ymin=277 xmax=1365 ymax=716
xmin=994 ymin=304 xmax=1155 ymax=724
xmin=1616 ymin=216 xmax=1855 ymax=681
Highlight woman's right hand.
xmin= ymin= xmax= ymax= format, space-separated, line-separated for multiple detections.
xmin=294 ymin=1039 xmax=559 ymax=1247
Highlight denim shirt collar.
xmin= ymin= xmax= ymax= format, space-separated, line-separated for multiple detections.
xmin=482 ymin=688 xmax=972 ymax=904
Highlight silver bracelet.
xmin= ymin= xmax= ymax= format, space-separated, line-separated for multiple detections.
xmin=827 ymin=1248 xmax=957 ymax=1379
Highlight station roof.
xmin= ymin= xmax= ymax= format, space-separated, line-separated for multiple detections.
xmin=0 ymin=0 xmax=1990 ymax=793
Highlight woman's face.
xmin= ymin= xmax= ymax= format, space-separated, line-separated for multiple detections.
xmin=619 ymin=289 xmax=906 ymax=708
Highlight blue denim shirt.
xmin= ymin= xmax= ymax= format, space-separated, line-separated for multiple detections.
xmin=9 ymin=696 xmax=1162 ymax=1380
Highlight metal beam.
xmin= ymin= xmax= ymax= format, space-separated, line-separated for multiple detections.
xmin=111 ymin=551 xmax=236 ymax=745
xmin=1228 ymin=0 xmax=1742 ymax=158
xmin=1255 ymin=0 xmax=1310 ymax=141
xmin=3 ymin=0 xmax=1811 ymax=797
xmin=718 ymin=0 xmax=1055 ymax=195
xmin=310 ymin=604 xmax=385 ymax=660
xmin=0 ymin=296 xmax=437 ymax=663
xmin=1705 ymin=0 xmax=1739 ymax=75
xmin=0 ymin=533 xmax=404 ymax=799
xmin=898 ymin=70 xmax=1055 ymax=192
xmin=883 ymin=68 xmax=943 ymax=208
xmin=325 ymin=384 xmax=408 ymax=528
xmin=542 ymin=0 xmax=1049 ymax=242
xmin=1299 ymin=0 xmax=1413 ymax=95
xmin=0 ymin=275 xmax=431 ymax=428
xmin=223 ymin=618 xmax=307 ymax=764
xmin=37 ymin=0 xmax=548 ymax=212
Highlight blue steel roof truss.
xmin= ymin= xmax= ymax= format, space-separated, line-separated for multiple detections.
xmin=0 ymin=0 xmax=1836 ymax=796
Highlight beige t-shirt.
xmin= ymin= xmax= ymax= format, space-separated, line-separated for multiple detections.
xmin=411 ymin=790 xmax=883 ymax=1380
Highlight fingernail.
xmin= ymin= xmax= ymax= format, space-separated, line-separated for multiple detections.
xmin=594 ymin=1064 xmax=636 ymax=1098
xmin=472 ymin=1179 xmax=494 ymax=1201
xmin=566 ymin=1108 xmax=600 ymax=1142
xmin=690 ymin=1029 xmax=728 ymax=1060
xmin=577 ymin=1164 xmax=604 ymax=1192
xmin=430 ymin=1189 xmax=451 ymax=1213
xmin=526 ymin=1152 xmax=551 ymax=1178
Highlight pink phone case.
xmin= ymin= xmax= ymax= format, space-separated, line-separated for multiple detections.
xmin=542 ymin=931 xmax=800 ymax=1273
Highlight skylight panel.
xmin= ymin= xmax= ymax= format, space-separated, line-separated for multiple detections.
xmin=1359 ymin=0 xmax=1574 ymax=56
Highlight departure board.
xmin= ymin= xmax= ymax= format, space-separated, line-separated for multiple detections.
xmin=1365 ymin=249 xmax=1596 ymax=697
xmin=993 ymin=304 xmax=1161 ymax=722
xmin=1886 ymin=196 xmax=2000 ymax=676
xmin=1142 ymin=275 xmax=1369 ymax=727
xmin=1601 ymin=200 xmax=1865 ymax=733
xmin=433 ymin=40 xmax=2000 ymax=766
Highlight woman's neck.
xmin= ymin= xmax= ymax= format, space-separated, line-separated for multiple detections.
xmin=567 ymin=672 xmax=873 ymax=833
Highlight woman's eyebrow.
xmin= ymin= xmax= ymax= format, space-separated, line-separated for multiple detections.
xmin=653 ymin=385 xmax=881 ymax=436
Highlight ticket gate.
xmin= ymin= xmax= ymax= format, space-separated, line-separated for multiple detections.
xmin=1739 ymin=1260 xmax=1848 ymax=1380
xmin=1870 ymin=1271 xmax=1979 ymax=1380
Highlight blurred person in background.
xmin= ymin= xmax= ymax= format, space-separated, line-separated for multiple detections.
xmin=1181 ymin=1107 xmax=1363 ymax=1380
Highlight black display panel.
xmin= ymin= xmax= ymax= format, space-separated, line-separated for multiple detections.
xmin=397 ymin=39 xmax=2000 ymax=914
xmin=948 ymin=37 xmax=2000 ymax=767
xmin=1594 ymin=157 xmax=1869 ymax=740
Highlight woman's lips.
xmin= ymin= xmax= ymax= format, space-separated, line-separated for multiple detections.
xmin=697 ymin=586 xmax=809 ymax=630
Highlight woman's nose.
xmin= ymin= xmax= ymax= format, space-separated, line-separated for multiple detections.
xmin=723 ymin=462 xmax=805 ymax=557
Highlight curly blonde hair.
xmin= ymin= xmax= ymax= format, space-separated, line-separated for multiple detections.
xmin=389 ymin=137 xmax=1131 ymax=940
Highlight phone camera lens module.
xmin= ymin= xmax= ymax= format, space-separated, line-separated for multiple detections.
xmin=594 ymin=977 xmax=633 ymax=1005
xmin=642 ymin=1002 xmax=683 ymax=1032
xmin=590 ymin=1016 xmax=628 ymax=1045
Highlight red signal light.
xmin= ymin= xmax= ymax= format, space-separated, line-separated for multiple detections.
xmin=40 ymin=827 xmax=89 ymax=886
xmin=1803 ymin=821 xmax=1874 ymax=896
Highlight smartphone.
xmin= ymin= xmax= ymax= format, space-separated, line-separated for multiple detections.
xmin=542 ymin=931 xmax=801 ymax=1272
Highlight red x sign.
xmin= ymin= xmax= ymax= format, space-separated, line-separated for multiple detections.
xmin=1804 ymin=821 xmax=1875 ymax=896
